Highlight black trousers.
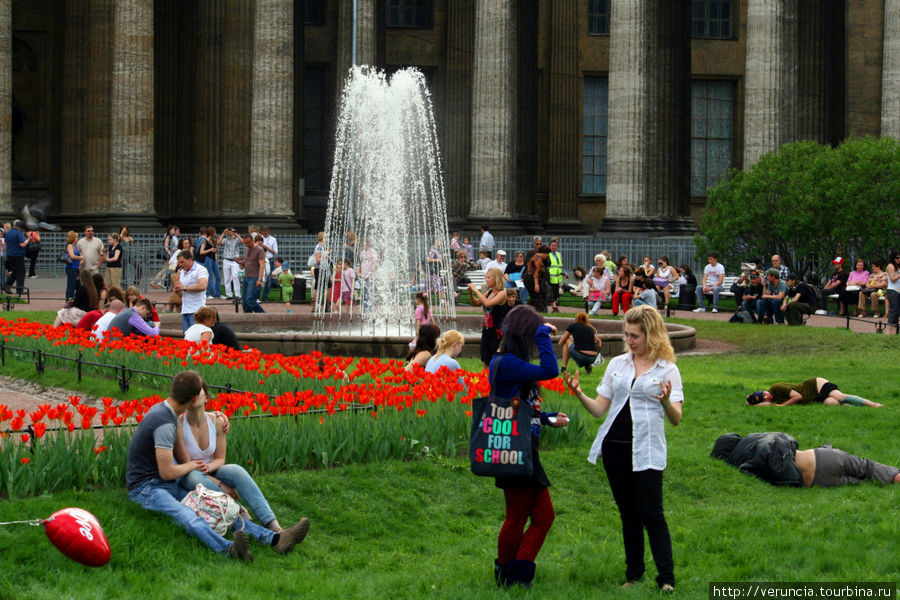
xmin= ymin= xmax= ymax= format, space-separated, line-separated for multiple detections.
xmin=602 ymin=440 xmax=674 ymax=588
xmin=4 ymin=256 xmax=25 ymax=293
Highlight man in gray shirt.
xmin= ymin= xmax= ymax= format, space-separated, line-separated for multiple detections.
xmin=757 ymin=268 xmax=788 ymax=324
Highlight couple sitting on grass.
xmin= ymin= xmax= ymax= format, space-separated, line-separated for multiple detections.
xmin=126 ymin=370 xmax=310 ymax=561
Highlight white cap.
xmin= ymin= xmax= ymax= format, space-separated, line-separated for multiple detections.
xmin=496 ymin=250 xmax=506 ymax=256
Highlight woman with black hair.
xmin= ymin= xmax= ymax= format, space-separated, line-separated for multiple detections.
xmin=405 ymin=322 xmax=440 ymax=372
xmin=54 ymin=269 xmax=99 ymax=327
xmin=489 ymin=304 xmax=569 ymax=588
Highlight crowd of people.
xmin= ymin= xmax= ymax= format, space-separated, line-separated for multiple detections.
xmin=726 ymin=252 xmax=900 ymax=329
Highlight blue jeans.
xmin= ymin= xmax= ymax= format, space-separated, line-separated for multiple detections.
xmin=128 ymin=479 xmax=275 ymax=554
xmin=696 ymin=285 xmax=723 ymax=309
xmin=741 ymin=299 xmax=759 ymax=321
xmin=182 ymin=313 xmax=195 ymax=332
xmin=241 ymin=279 xmax=265 ymax=313
xmin=65 ymin=268 xmax=79 ymax=301
xmin=180 ymin=464 xmax=276 ymax=526
xmin=886 ymin=289 xmax=899 ymax=327
xmin=205 ymin=258 xmax=221 ymax=298
xmin=261 ymin=258 xmax=276 ymax=302
xmin=756 ymin=298 xmax=784 ymax=323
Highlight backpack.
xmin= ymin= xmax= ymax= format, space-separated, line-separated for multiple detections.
xmin=729 ymin=310 xmax=754 ymax=324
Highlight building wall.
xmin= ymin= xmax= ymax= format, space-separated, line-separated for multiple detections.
xmin=5 ymin=0 xmax=894 ymax=233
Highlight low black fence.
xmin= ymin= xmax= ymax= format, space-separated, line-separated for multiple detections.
xmin=0 ymin=338 xmax=369 ymax=437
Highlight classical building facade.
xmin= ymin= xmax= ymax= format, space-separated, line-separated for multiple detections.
xmin=0 ymin=0 xmax=897 ymax=233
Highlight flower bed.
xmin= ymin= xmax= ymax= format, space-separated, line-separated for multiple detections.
xmin=0 ymin=317 xmax=582 ymax=497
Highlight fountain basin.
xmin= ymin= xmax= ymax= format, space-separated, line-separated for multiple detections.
xmin=159 ymin=312 xmax=696 ymax=361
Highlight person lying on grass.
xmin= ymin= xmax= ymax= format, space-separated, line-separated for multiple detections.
xmin=745 ymin=377 xmax=882 ymax=407
xmin=126 ymin=370 xmax=309 ymax=562
xmin=174 ymin=381 xmax=307 ymax=538
xmin=711 ymin=432 xmax=900 ymax=487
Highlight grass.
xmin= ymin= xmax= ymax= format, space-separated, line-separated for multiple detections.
xmin=0 ymin=314 xmax=898 ymax=599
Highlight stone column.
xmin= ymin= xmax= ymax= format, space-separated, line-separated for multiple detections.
xmin=84 ymin=0 xmax=115 ymax=213
xmin=442 ymin=0 xmax=474 ymax=222
xmin=337 ymin=0 xmax=376 ymax=95
xmin=61 ymin=0 xmax=90 ymax=214
xmin=249 ymin=0 xmax=293 ymax=216
xmin=0 ymin=0 xmax=10 ymax=215
xmin=604 ymin=1 xmax=652 ymax=228
xmin=743 ymin=0 xmax=798 ymax=168
xmin=468 ymin=0 xmax=516 ymax=219
xmin=110 ymin=0 xmax=154 ymax=214
xmin=222 ymin=0 xmax=254 ymax=215
xmin=648 ymin=0 xmax=691 ymax=230
xmin=882 ymin=0 xmax=900 ymax=139
xmin=194 ymin=3 xmax=224 ymax=215
xmin=546 ymin=0 xmax=580 ymax=225
xmin=602 ymin=1 xmax=691 ymax=233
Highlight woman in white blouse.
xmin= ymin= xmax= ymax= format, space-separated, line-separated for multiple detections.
xmin=563 ymin=304 xmax=682 ymax=592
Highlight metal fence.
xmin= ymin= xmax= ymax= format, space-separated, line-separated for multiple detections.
xmin=17 ymin=231 xmax=700 ymax=293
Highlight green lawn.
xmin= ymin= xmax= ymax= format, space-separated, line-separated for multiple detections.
xmin=0 ymin=318 xmax=897 ymax=599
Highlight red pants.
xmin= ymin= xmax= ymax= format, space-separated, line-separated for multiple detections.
xmin=497 ymin=487 xmax=555 ymax=564
xmin=612 ymin=290 xmax=633 ymax=315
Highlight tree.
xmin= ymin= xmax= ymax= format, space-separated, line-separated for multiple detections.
xmin=695 ymin=137 xmax=900 ymax=281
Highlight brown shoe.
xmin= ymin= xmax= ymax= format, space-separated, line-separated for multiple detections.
xmin=229 ymin=530 xmax=254 ymax=562
xmin=275 ymin=517 xmax=310 ymax=554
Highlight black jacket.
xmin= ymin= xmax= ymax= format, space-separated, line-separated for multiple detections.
xmin=711 ymin=432 xmax=803 ymax=486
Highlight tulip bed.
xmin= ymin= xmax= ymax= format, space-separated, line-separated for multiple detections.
xmin=0 ymin=316 xmax=587 ymax=498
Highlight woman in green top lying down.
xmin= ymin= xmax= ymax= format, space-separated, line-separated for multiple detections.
xmin=745 ymin=377 xmax=882 ymax=407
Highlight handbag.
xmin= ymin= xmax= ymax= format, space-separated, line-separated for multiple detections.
xmin=57 ymin=250 xmax=73 ymax=265
xmin=180 ymin=483 xmax=241 ymax=536
xmin=469 ymin=367 xmax=534 ymax=478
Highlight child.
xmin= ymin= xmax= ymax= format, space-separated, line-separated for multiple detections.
xmin=505 ymin=288 xmax=519 ymax=307
xmin=329 ymin=261 xmax=342 ymax=311
xmin=462 ymin=237 xmax=474 ymax=261
xmin=277 ymin=260 xmax=294 ymax=313
xmin=414 ymin=291 xmax=432 ymax=335
xmin=633 ymin=277 xmax=659 ymax=308
xmin=341 ymin=258 xmax=356 ymax=306
xmin=477 ymin=249 xmax=491 ymax=271
xmin=409 ymin=291 xmax=432 ymax=349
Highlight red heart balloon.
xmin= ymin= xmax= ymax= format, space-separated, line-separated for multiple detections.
xmin=43 ymin=508 xmax=111 ymax=567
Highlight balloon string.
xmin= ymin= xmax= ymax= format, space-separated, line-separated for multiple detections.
xmin=0 ymin=519 xmax=43 ymax=526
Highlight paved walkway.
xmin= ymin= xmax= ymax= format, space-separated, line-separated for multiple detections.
xmin=1 ymin=273 xmax=894 ymax=334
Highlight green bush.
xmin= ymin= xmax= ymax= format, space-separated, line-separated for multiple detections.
xmin=696 ymin=137 xmax=900 ymax=280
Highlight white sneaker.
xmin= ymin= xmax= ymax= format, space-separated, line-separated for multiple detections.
xmin=711 ymin=308 xmax=718 ymax=313
xmin=693 ymin=307 xmax=706 ymax=312
xmin=814 ymin=309 xmax=827 ymax=315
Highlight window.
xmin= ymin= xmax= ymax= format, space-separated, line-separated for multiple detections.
xmin=386 ymin=0 xmax=432 ymax=28
xmin=692 ymin=0 xmax=734 ymax=39
xmin=304 ymin=0 xmax=326 ymax=25
xmin=691 ymin=80 xmax=735 ymax=196
xmin=582 ymin=77 xmax=609 ymax=195
xmin=304 ymin=66 xmax=327 ymax=192
xmin=588 ymin=0 xmax=610 ymax=35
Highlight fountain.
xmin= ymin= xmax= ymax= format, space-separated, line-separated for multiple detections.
xmin=158 ymin=66 xmax=697 ymax=357
xmin=313 ymin=66 xmax=455 ymax=337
